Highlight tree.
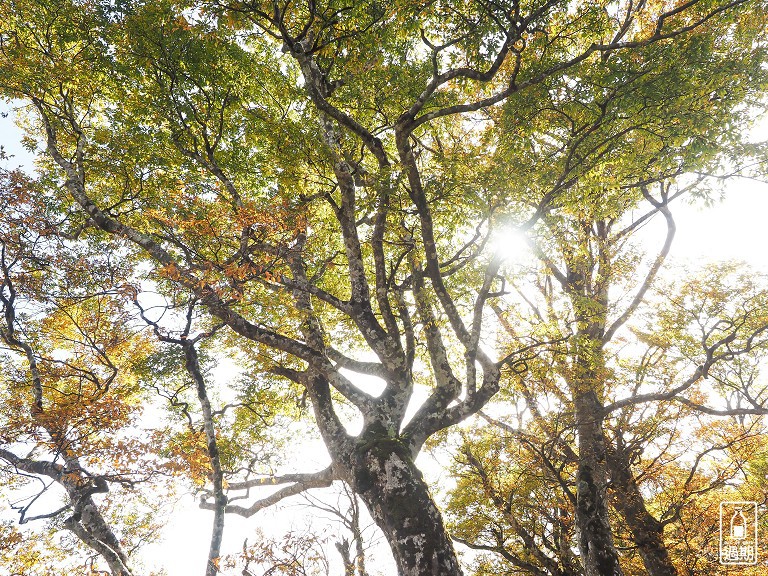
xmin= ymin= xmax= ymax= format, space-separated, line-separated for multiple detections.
xmin=1 ymin=0 xmax=767 ymax=574
xmin=443 ymin=262 xmax=768 ymax=576
xmin=445 ymin=422 xmax=583 ymax=576
xmin=0 ymin=163 xmax=165 ymax=575
xmin=434 ymin=12 xmax=768 ymax=569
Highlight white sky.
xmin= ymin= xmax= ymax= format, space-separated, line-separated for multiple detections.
xmin=1 ymin=101 xmax=767 ymax=575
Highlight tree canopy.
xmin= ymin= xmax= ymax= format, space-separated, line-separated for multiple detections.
xmin=1 ymin=1 xmax=768 ymax=575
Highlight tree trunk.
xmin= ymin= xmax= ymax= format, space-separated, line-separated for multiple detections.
xmin=607 ymin=445 xmax=677 ymax=576
xmin=64 ymin=496 xmax=134 ymax=576
xmin=574 ymin=390 xmax=624 ymax=576
xmin=350 ymin=438 xmax=463 ymax=576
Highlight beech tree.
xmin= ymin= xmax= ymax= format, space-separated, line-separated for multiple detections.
xmin=439 ymin=27 xmax=768 ymax=573
xmin=1 ymin=1 xmax=767 ymax=575
xmin=444 ymin=262 xmax=768 ymax=576
xmin=0 ymin=163 xmax=168 ymax=575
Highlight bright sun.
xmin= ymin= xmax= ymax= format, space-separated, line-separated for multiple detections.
xmin=490 ymin=227 xmax=532 ymax=264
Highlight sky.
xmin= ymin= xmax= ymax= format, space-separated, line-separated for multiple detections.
xmin=1 ymin=101 xmax=767 ymax=575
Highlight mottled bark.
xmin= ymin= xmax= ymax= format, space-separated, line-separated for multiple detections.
xmin=574 ymin=390 xmax=624 ymax=576
xmin=607 ymin=445 xmax=677 ymax=576
xmin=1 ymin=447 xmax=136 ymax=576
xmin=350 ymin=438 xmax=463 ymax=576
xmin=64 ymin=495 xmax=135 ymax=576
xmin=558 ymin=216 xmax=624 ymax=576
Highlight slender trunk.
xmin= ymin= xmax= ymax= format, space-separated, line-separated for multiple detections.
xmin=574 ymin=390 xmax=624 ymax=576
xmin=350 ymin=438 xmax=463 ymax=576
xmin=183 ymin=342 xmax=226 ymax=576
xmin=567 ymin=245 xmax=623 ymax=576
xmin=607 ymin=445 xmax=677 ymax=576
xmin=349 ymin=493 xmax=370 ymax=576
